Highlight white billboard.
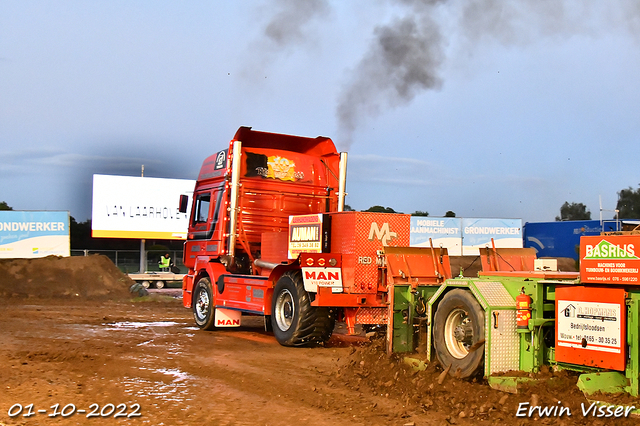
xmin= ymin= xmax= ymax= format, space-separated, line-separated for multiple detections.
xmin=0 ymin=211 xmax=70 ymax=258
xmin=410 ymin=217 xmax=462 ymax=255
xmin=410 ymin=217 xmax=522 ymax=256
xmin=92 ymin=175 xmax=195 ymax=239
xmin=461 ymin=218 xmax=522 ymax=255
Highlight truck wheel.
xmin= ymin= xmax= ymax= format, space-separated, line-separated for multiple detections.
xmin=155 ymin=280 xmax=165 ymax=289
xmin=141 ymin=281 xmax=151 ymax=289
xmin=271 ymin=271 xmax=334 ymax=346
xmin=193 ymin=277 xmax=216 ymax=330
xmin=433 ymin=289 xmax=485 ymax=378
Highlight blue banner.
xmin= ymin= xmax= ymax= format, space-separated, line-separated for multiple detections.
xmin=0 ymin=211 xmax=70 ymax=258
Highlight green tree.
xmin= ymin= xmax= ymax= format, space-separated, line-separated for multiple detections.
xmin=617 ymin=186 xmax=640 ymax=219
xmin=445 ymin=211 xmax=456 ymax=217
xmin=555 ymin=202 xmax=591 ymax=221
xmin=411 ymin=210 xmax=429 ymax=216
xmin=343 ymin=204 xmax=355 ymax=212
xmin=364 ymin=205 xmax=397 ymax=213
xmin=0 ymin=201 xmax=13 ymax=210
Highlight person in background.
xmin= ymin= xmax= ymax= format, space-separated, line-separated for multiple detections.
xmin=159 ymin=253 xmax=171 ymax=272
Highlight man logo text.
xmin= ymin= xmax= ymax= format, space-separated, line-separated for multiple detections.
xmin=305 ymin=270 xmax=340 ymax=281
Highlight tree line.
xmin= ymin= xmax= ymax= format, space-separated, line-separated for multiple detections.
xmin=2 ymin=185 xmax=639 ymax=248
xmin=346 ymin=204 xmax=456 ymax=217
xmin=556 ymin=186 xmax=640 ymax=221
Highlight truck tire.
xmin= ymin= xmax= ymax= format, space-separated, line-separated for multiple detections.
xmin=141 ymin=280 xmax=151 ymax=289
xmin=433 ymin=289 xmax=485 ymax=378
xmin=155 ymin=280 xmax=165 ymax=289
xmin=193 ymin=277 xmax=216 ymax=330
xmin=271 ymin=271 xmax=335 ymax=347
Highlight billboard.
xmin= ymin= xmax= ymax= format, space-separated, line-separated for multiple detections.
xmin=410 ymin=217 xmax=462 ymax=255
xmin=462 ymin=218 xmax=522 ymax=255
xmin=410 ymin=217 xmax=522 ymax=256
xmin=92 ymin=175 xmax=195 ymax=239
xmin=0 ymin=211 xmax=70 ymax=258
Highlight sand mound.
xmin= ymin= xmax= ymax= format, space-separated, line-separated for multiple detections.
xmin=334 ymin=338 xmax=594 ymax=423
xmin=0 ymin=255 xmax=134 ymax=300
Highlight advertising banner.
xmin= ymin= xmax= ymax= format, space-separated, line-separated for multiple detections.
xmin=410 ymin=217 xmax=522 ymax=256
xmin=410 ymin=218 xmax=462 ymax=255
xmin=580 ymin=235 xmax=640 ymax=284
xmin=92 ymin=175 xmax=195 ymax=239
xmin=556 ymin=286 xmax=625 ymax=370
xmin=461 ymin=218 xmax=522 ymax=255
xmin=0 ymin=211 xmax=70 ymax=258
xmin=288 ymin=214 xmax=324 ymax=259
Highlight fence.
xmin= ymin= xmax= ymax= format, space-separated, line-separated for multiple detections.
xmin=71 ymin=250 xmax=186 ymax=274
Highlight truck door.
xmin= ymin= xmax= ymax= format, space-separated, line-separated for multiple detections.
xmin=186 ymin=187 xmax=224 ymax=255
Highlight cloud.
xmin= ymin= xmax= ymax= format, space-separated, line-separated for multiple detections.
xmin=348 ymin=152 xmax=549 ymax=189
xmin=0 ymin=148 xmax=161 ymax=176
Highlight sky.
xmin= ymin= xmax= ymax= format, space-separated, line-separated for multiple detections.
xmin=1 ymin=0 xmax=639 ymax=223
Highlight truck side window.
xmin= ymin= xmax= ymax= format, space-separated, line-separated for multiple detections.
xmin=194 ymin=193 xmax=211 ymax=224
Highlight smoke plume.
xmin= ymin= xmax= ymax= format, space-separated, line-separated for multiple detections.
xmin=337 ymin=12 xmax=444 ymax=147
xmin=257 ymin=0 xmax=640 ymax=148
xmin=264 ymin=0 xmax=329 ymax=46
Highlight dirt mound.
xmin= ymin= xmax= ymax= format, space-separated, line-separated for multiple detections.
xmin=450 ymin=256 xmax=482 ymax=277
xmin=334 ymin=339 xmax=637 ymax=424
xmin=554 ymin=257 xmax=579 ymax=272
xmin=0 ymin=255 xmax=134 ymax=300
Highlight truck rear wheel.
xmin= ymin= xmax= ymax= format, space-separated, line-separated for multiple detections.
xmin=433 ymin=289 xmax=485 ymax=378
xmin=271 ymin=271 xmax=334 ymax=346
xmin=193 ymin=277 xmax=216 ymax=330
xmin=155 ymin=280 xmax=165 ymax=289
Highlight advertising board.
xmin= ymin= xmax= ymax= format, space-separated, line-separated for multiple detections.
xmin=0 ymin=211 xmax=70 ymax=258
xmin=461 ymin=218 xmax=522 ymax=255
xmin=556 ymin=285 xmax=625 ymax=370
xmin=92 ymin=175 xmax=195 ymax=240
xmin=410 ymin=217 xmax=462 ymax=255
xmin=288 ymin=214 xmax=324 ymax=259
xmin=580 ymin=235 xmax=640 ymax=284
xmin=409 ymin=217 xmax=522 ymax=256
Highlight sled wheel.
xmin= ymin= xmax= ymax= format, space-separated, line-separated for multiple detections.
xmin=271 ymin=270 xmax=334 ymax=346
xmin=433 ymin=289 xmax=485 ymax=378
xmin=193 ymin=277 xmax=216 ymax=330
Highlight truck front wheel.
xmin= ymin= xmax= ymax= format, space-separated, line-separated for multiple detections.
xmin=433 ymin=289 xmax=485 ymax=378
xmin=193 ymin=277 xmax=216 ymax=330
xmin=271 ymin=271 xmax=334 ymax=346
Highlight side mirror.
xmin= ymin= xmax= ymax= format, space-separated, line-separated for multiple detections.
xmin=179 ymin=194 xmax=189 ymax=213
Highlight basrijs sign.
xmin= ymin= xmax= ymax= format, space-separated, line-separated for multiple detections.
xmin=580 ymin=235 xmax=640 ymax=284
xmin=583 ymin=239 xmax=638 ymax=260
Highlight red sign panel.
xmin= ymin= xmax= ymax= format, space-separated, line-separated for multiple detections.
xmin=288 ymin=214 xmax=324 ymax=259
xmin=556 ymin=286 xmax=626 ymax=371
xmin=580 ymin=235 xmax=640 ymax=285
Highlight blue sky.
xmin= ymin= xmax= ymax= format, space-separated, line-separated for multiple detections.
xmin=1 ymin=1 xmax=639 ymax=222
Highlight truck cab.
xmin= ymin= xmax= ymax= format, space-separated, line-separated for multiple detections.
xmin=180 ymin=127 xmax=346 ymax=338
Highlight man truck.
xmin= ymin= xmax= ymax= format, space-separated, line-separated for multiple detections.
xmin=179 ymin=127 xmax=639 ymax=398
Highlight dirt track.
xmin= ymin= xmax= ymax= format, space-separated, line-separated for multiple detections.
xmin=0 ymin=256 xmax=637 ymax=425
xmin=1 ymin=299 xmax=453 ymax=426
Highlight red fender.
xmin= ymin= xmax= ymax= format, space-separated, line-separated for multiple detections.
xmin=182 ymin=257 xmax=227 ymax=308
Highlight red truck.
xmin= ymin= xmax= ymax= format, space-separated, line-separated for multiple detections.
xmin=179 ymin=126 xmax=448 ymax=347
